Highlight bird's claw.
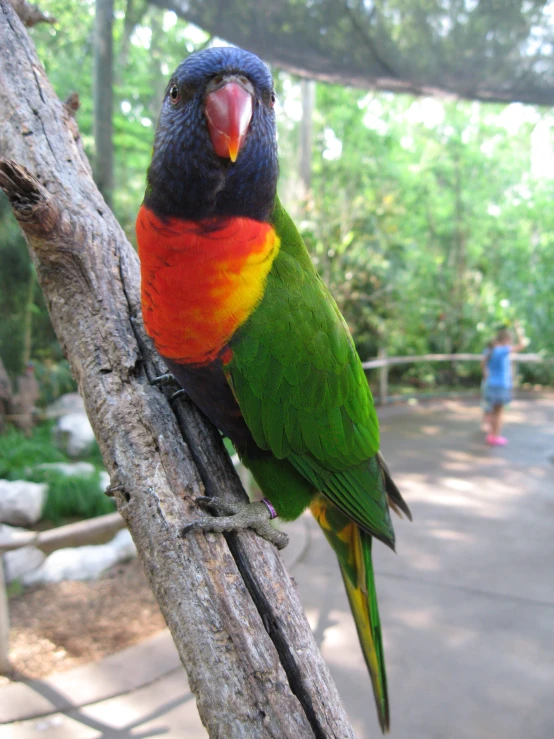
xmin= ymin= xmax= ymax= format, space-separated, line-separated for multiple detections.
xmin=182 ymin=497 xmax=289 ymax=550
xmin=150 ymin=373 xmax=189 ymax=401
xmin=151 ymin=372 xmax=179 ymax=388
xmin=104 ymin=484 xmax=124 ymax=498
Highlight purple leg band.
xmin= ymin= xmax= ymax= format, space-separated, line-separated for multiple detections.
xmin=261 ymin=498 xmax=278 ymax=520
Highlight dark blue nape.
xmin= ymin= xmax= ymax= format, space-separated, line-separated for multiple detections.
xmin=144 ymin=46 xmax=279 ymax=224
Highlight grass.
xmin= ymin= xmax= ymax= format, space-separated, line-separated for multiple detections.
xmin=0 ymin=422 xmax=114 ymax=524
xmin=32 ymin=469 xmax=115 ymax=525
xmin=0 ymin=423 xmax=66 ymax=479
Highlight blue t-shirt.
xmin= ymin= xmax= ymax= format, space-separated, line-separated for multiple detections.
xmin=486 ymin=345 xmax=512 ymax=388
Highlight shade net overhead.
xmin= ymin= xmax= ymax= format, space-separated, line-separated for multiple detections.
xmin=152 ymin=0 xmax=554 ymax=105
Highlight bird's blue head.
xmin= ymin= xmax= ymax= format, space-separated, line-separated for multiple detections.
xmin=144 ymin=46 xmax=279 ymax=222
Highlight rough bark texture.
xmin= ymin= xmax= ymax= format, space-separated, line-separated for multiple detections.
xmin=0 ymin=3 xmax=356 ymax=737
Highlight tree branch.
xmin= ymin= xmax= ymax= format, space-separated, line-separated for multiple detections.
xmin=0 ymin=2 xmax=356 ymax=736
xmin=8 ymin=0 xmax=54 ymax=26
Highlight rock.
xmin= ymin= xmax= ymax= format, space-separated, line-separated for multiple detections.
xmin=0 ymin=479 xmax=47 ymax=526
xmin=0 ymin=524 xmax=45 ymax=583
xmin=45 ymin=392 xmax=85 ymax=417
xmin=110 ymin=528 xmax=135 ymax=558
xmin=47 ymin=392 xmax=96 ymax=458
xmin=54 ymin=412 xmax=95 ymax=458
xmin=35 ymin=462 xmax=110 ymax=493
xmin=98 ymin=470 xmax=110 ymax=491
xmin=36 ymin=462 xmax=96 ymax=477
xmin=4 ymin=546 xmax=45 ymax=583
xmin=22 ymin=529 xmax=136 ymax=585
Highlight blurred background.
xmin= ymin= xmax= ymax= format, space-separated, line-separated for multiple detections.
xmin=2 ymin=0 xmax=554 ymax=394
xmin=0 ymin=1 xmax=553 ymax=737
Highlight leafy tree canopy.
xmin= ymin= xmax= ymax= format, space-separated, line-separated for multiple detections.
xmin=1 ymin=0 xmax=552 ymax=392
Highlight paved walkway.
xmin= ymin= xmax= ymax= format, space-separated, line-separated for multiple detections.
xmin=1 ymin=395 xmax=553 ymax=738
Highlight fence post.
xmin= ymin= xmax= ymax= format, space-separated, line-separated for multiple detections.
xmin=0 ymin=559 xmax=9 ymax=673
xmin=378 ymin=347 xmax=388 ymax=405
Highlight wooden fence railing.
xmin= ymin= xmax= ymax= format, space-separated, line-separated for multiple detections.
xmin=362 ymin=352 xmax=547 ymax=405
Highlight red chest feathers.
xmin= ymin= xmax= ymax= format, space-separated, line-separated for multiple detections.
xmin=136 ymin=205 xmax=280 ymax=365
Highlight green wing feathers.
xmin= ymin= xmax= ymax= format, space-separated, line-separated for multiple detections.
xmin=311 ymin=494 xmax=390 ymax=732
xmin=228 ymin=198 xmax=395 ymax=545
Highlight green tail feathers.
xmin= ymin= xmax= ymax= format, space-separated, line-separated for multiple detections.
xmin=311 ymin=494 xmax=390 ymax=733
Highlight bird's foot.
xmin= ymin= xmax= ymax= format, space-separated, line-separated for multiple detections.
xmin=182 ymin=496 xmax=289 ymax=550
xmin=104 ymin=483 xmax=124 ymax=498
xmin=150 ymin=373 xmax=188 ymax=401
xmin=151 ymin=372 xmax=178 ymax=388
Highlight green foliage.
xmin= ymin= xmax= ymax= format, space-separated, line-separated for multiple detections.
xmin=7 ymin=580 xmax=24 ymax=598
xmin=0 ymin=196 xmax=60 ymax=377
xmin=36 ymin=469 xmax=115 ymax=525
xmin=1 ymin=2 xmax=209 ymax=389
xmin=0 ymin=423 xmax=66 ymax=480
xmin=1 ymin=5 xmax=551 ymax=396
xmin=31 ymin=1 xmax=210 ymax=239
xmin=277 ymin=78 xmax=554 ymax=376
xmin=0 ymin=422 xmax=113 ymax=523
xmin=32 ymin=358 xmax=77 ymax=406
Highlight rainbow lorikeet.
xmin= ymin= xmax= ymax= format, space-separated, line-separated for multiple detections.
xmin=136 ymin=46 xmax=410 ymax=732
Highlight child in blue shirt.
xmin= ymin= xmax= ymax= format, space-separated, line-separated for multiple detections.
xmin=484 ymin=323 xmax=527 ymax=446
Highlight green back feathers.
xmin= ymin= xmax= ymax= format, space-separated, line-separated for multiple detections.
xmin=228 ymin=197 xmax=394 ymax=546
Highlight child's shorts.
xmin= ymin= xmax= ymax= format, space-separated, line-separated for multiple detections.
xmin=483 ymin=386 xmax=512 ymax=412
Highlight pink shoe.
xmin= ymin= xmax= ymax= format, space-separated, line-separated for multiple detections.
xmin=486 ymin=434 xmax=508 ymax=446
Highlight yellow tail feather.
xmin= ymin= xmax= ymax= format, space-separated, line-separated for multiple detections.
xmin=311 ymin=494 xmax=390 ymax=732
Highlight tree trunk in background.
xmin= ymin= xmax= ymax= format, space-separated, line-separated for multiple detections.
xmin=299 ymin=79 xmax=315 ymax=199
xmin=451 ymin=144 xmax=467 ymax=356
xmin=0 ymin=356 xmax=13 ymax=433
xmin=20 ymin=266 xmax=35 ymax=368
xmin=93 ymin=0 xmax=114 ymax=206
xmin=0 ymin=3 xmax=357 ymax=736
xmin=117 ymin=0 xmax=147 ymax=75
xmin=150 ymin=9 xmax=168 ymax=112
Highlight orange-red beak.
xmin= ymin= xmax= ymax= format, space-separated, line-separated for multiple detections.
xmin=205 ymin=80 xmax=253 ymax=162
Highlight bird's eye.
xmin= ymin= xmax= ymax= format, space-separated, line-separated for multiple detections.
xmin=169 ymin=85 xmax=180 ymax=104
xmin=270 ymin=92 xmax=276 ymax=108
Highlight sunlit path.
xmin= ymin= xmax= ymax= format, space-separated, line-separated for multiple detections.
xmin=2 ymin=396 xmax=552 ymax=738
xmin=287 ymin=394 xmax=554 ymax=739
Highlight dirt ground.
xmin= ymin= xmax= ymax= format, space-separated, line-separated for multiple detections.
xmin=2 ymin=558 xmax=166 ymax=684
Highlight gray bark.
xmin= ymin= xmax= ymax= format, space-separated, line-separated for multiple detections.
xmin=0 ymin=2 xmax=356 ymax=736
